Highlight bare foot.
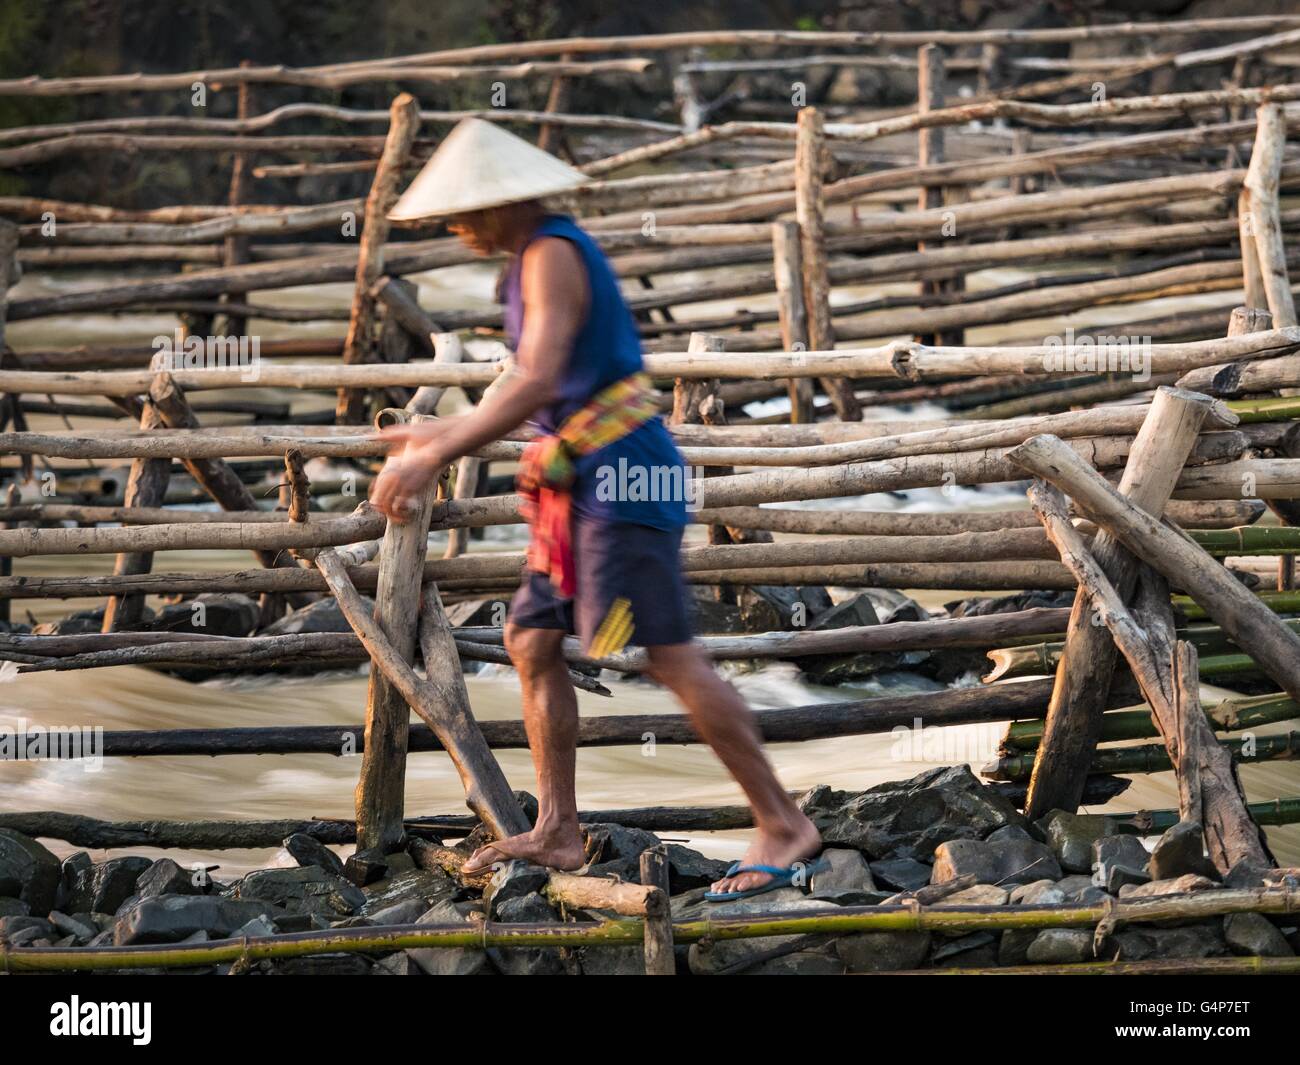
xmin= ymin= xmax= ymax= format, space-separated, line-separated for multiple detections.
xmin=460 ymin=825 xmax=586 ymax=877
xmin=709 ymin=813 xmax=822 ymax=897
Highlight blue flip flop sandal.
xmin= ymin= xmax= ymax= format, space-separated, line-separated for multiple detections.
xmin=704 ymin=857 xmax=829 ymax=903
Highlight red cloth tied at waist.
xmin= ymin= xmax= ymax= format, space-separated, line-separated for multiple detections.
xmin=515 ymin=372 xmax=658 ymax=598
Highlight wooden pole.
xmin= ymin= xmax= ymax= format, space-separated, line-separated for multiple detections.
xmin=220 ymin=62 xmax=253 ymax=339
xmin=99 ymin=395 xmax=170 ymax=632
xmin=1010 ymin=433 xmax=1300 ymax=705
xmin=336 ymin=93 xmax=421 ymax=424
xmin=771 ymin=220 xmax=816 ymax=423
xmin=639 ymin=845 xmax=675 ymax=975
xmin=916 ymin=44 xmax=964 ymax=347
xmin=1022 ymin=386 xmax=1216 ymax=820
xmin=794 ymin=107 xmax=860 ymax=421
xmin=1244 ymin=103 xmax=1298 ymax=328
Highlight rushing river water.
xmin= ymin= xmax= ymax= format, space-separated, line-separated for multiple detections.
xmin=4 ymin=262 xmax=1297 ymax=876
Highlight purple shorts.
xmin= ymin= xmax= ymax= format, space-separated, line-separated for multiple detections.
xmin=509 ymin=517 xmax=693 ymax=651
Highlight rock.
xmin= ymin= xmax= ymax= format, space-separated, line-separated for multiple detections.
xmin=737 ymin=585 xmax=832 ymax=632
xmin=1092 ymin=834 xmax=1151 ymax=893
xmin=34 ymin=605 xmax=153 ymax=636
xmin=686 ymin=588 xmax=748 ymax=635
xmin=1040 ymin=810 xmax=1112 ymax=874
xmin=1224 ymin=856 xmax=1273 ymax=889
xmin=686 ymin=887 xmax=839 ymax=975
xmin=740 ymin=947 xmax=846 ymax=975
xmin=135 ymin=858 xmax=207 ymax=900
xmin=48 ymin=910 xmax=98 ymax=944
xmin=489 ymin=892 xmax=566 ymax=976
xmin=581 ymin=823 xmax=660 ymax=880
xmin=151 ymin=593 xmax=259 ymax=637
xmin=930 ymin=931 xmax=998 ymax=967
xmin=233 ymin=866 xmax=367 ymax=918
xmin=1147 ymin=821 xmax=1219 ymax=881
xmin=0 ymin=897 xmax=30 ymax=917
xmin=0 ymin=829 xmax=61 ymax=915
xmin=664 ymin=844 xmax=732 ymax=893
xmin=359 ymin=869 xmax=454 ymax=917
xmin=999 ymin=929 xmax=1037 ymax=966
xmin=577 ymin=940 xmax=648 ymax=975
xmin=1112 ymin=922 xmax=1227 ymax=961
xmin=797 ymin=648 xmax=903 ymax=684
xmin=1119 ymin=874 xmax=1219 ymax=900
xmin=1055 ymin=874 xmax=1109 ymax=905
xmin=835 ymin=931 xmax=931 ymax=972
xmin=808 ymin=593 xmax=880 ymax=631
xmin=881 ymin=598 xmax=930 ymax=625
xmin=65 ymin=856 xmax=151 ymax=915
xmin=931 ymin=825 xmax=1061 ymax=886
xmin=940 ymin=883 xmax=1009 ymax=906
xmin=114 ymin=894 xmax=285 ymax=945
xmin=282 ymin=833 xmax=347 ymax=877
xmin=262 ymin=595 xmax=374 ymax=636
xmin=1223 ymin=912 xmax=1293 ymax=957
xmin=1009 ymin=880 xmax=1066 ymax=906
xmin=344 ymin=848 xmax=390 ymax=887
xmin=809 ymin=848 xmax=876 ymax=904
xmin=372 ymin=953 xmax=423 ymax=976
xmin=365 ymin=898 xmax=430 ymax=926
xmin=485 ymin=860 xmax=551 ymax=916
xmin=407 ymin=898 xmax=493 ymax=976
xmin=869 ymin=857 xmax=933 ymax=892
xmin=262 ymin=954 xmax=373 ymax=975
xmin=946 ymin=591 xmax=1075 ymax=618
xmin=800 ymin=766 xmax=1029 ymax=861
xmin=233 ymin=915 xmax=277 ymax=938
xmin=1026 ymin=928 xmax=1094 ymax=964
xmin=0 ymin=915 xmax=57 ymax=946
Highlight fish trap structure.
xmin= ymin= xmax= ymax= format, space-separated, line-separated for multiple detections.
xmin=3 ymin=17 xmax=1300 ymax=973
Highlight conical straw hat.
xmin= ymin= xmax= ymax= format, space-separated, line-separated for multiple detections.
xmin=388 ymin=117 xmax=590 ymax=221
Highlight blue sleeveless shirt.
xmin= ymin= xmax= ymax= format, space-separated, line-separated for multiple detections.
xmin=502 ymin=214 xmax=689 ymax=530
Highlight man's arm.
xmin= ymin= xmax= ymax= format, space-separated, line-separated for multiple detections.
xmin=370 ymin=236 xmax=588 ymax=520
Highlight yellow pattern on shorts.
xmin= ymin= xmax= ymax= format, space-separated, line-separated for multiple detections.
xmin=587 ymin=596 xmax=635 ymax=658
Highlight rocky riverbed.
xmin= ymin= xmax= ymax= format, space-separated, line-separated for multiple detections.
xmin=2 ymin=765 xmax=1296 ymax=974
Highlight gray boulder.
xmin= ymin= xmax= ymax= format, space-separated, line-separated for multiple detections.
xmin=1009 ymin=879 xmax=1066 ymax=905
xmin=1092 ymin=834 xmax=1151 ymax=893
xmin=282 ymin=833 xmax=347 ymax=877
xmin=809 ymin=848 xmax=877 ymax=904
xmin=262 ymin=595 xmax=374 ymax=636
xmin=0 ymin=830 xmax=61 ymax=915
xmin=664 ymin=844 xmax=732 ymax=893
xmin=488 ymin=892 xmax=566 ymax=976
xmin=686 ymin=887 xmax=839 ymax=975
xmin=406 ymin=898 xmax=494 ymax=976
xmin=114 ymin=894 xmax=285 ymax=945
xmin=359 ymin=868 xmax=454 ymax=918
xmin=1039 ymin=811 xmax=1113 ymax=874
xmin=835 ymin=931 xmax=931 ymax=972
xmin=931 ymin=932 xmax=998 ymax=968
xmin=1026 ymin=928 xmax=1094 ymax=964
xmin=869 ymin=857 xmax=933 ymax=892
xmin=1148 ymin=821 xmax=1219 ymax=881
xmin=1112 ymin=922 xmax=1227 ymax=961
xmin=135 ymin=858 xmax=208 ymax=900
xmin=65 ymin=856 xmax=151 ymax=915
xmin=484 ymin=860 xmax=550 ymax=916
xmin=931 ymin=825 xmax=1061 ymax=886
xmin=1119 ymin=874 xmax=1218 ymax=900
xmin=809 ymin=593 xmax=880 ymax=631
xmin=151 ymin=593 xmax=259 ymax=637
xmin=233 ymin=866 xmax=366 ymax=919
xmin=737 ymin=585 xmax=832 ymax=632
xmin=800 ymin=766 xmax=1029 ymax=861
xmin=1223 ymin=912 xmax=1293 ymax=957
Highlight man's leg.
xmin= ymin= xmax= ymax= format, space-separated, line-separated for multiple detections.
xmin=461 ymin=623 xmax=586 ymax=873
xmin=644 ymin=641 xmax=821 ymax=895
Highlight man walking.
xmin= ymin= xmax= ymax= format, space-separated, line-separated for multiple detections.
xmin=372 ymin=119 xmax=820 ymax=899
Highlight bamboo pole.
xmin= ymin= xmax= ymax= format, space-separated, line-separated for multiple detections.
xmin=1022 ymin=387 xmax=1217 ymax=820
xmin=1010 ymin=433 xmax=1300 ymax=705
xmin=337 ymin=94 xmax=421 ymax=424
xmin=795 ymin=107 xmax=859 ymax=420
xmin=770 ymin=220 xmax=815 ymax=423
xmin=1243 ymin=104 xmax=1298 ymax=328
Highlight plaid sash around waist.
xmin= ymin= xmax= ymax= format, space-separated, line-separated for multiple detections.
xmin=516 ymin=371 xmax=659 ymax=598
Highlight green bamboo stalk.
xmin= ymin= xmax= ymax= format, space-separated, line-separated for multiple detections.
xmin=1224 ymin=395 xmax=1300 ymax=423
xmin=987 ymin=638 xmax=1271 ymax=682
xmin=1189 ymin=526 xmax=1300 ymax=555
xmin=1108 ymin=796 xmax=1300 ymax=834
xmin=986 ymin=730 xmax=1300 ymax=782
xmin=4 ymin=888 xmax=1296 ymax=973
xmin=1175 ymin=589 xmax=1300 ymax=619
xmin=1003 ymin=691 xmax=1297 ymax=750
xmin=872 ymin=956 xmax=1300 ymax=976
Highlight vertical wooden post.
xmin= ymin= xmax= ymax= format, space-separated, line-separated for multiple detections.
xmin=100 ymin=394 xmax=170 ymax=632
xmin=0 ymin=482 xmax=16 ymax=626
xmin=1243 ymin=103 xmax=1297 ymax=328
xmin=354 ymin=413 xmax=441 ymax=852
xmin=916 ymin=44 xmax=964 ymax=347
xmin=537 ymin=54 xmax=572 ymax=156
xmin=1023 ymin=387 xmax=1218 ymax=820
xmin=639 ymin=845 xmax=675 ymax=975
xmin=221 ymin=61 xmax=254 ymax=340
xmin=795 ymin=107 xmax=860 ymax=421
xmin=336 ymin=93 xmax=421 ymax=425
xmin=771 ymin=220 xmax=816 ymax=424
